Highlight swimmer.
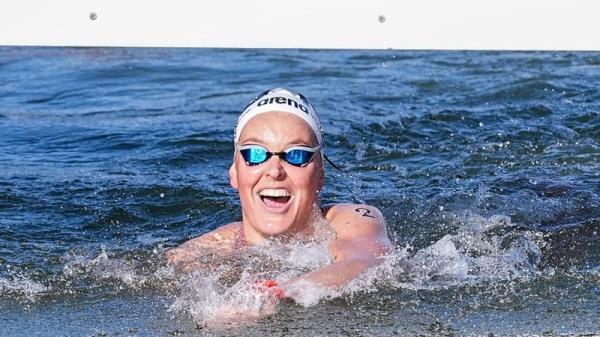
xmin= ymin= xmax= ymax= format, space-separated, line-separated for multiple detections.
xmin=166 ymin=88 xmax=392 ymax=302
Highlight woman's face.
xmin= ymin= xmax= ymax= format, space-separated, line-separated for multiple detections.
xmin=229 ymin=112 xmax=324 ymax=243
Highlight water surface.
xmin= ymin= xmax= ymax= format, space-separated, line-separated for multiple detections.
xmin=1 ymin=47 xmax=599 ymax=336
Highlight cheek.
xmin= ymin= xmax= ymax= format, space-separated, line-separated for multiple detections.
xmin=235 ymin=163 xmax=262 ymax=190
xmin=290 ymin=167 xmax=322 ymax=194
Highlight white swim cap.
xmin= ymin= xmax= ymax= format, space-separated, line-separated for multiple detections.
xmin=234 ymin=88 xmax=324 ymax=146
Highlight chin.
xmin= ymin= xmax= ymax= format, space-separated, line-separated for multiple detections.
xmin=257 ymin=218 xmax=294 ymax=236
xmin=253 ymin=196 xmax=302 ymax=236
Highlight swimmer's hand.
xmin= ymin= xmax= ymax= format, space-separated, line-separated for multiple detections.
xmin=205 ymin=279 xmax=283 ymax=327
xmin=253 ymin=279 xmax=286 ymax=300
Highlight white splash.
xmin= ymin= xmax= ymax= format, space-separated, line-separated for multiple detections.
xmin=167 ymin=211 xmax=546 ymax=326
xmin=168 ymin=219 xmax=337 ymax=326
xmin=0 ymin=273 xmax=49 ymax=302
xmin=62 ymin=245 xmax=174 ymax=290
xmin=169 ymin=270 xmax=282 ymax=328
xmin=51 ymin=210 xmax=546 ymax=328
xmin=405 ymin=212 xmax=544 ymax=288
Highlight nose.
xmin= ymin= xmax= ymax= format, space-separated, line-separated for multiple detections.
xmin=265 ymin=155 xmax=286 ymax=180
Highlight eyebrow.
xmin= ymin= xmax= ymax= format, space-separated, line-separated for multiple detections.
xmin=240 ymin=137 xmax=316 ymax=147
xmin=240 ymin=137 xmax=265 ymax=144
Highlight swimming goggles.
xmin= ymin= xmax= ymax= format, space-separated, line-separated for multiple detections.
xmin=239 ymin=144 xmax=321 ymax=167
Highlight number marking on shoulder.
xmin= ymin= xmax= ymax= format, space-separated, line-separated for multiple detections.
xmin=355 ymin=207 xmax=376 ymax=218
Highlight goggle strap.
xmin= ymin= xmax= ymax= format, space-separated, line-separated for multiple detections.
xmin=324 ymin=154 xmax=347 ymax=176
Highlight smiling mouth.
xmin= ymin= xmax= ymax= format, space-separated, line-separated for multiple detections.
xmin=261 ymin=195 xmax=291 ymax=207
xmin=259 ymin=189 xmax=292 ymax=209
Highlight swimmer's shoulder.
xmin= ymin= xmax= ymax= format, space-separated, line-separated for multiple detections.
xmin=322 ymin=203 xmax=389 ymax=240
xmin=206 ymin=222 xmax=241 ymax=243
xmin=165 ymin=222 xmax=241 ymax=263
xmin=185 ymin=222 xmax=241 ymax=245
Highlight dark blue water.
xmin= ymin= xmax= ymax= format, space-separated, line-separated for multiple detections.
xmin=1 ymin=47 xmax=599 ymax=336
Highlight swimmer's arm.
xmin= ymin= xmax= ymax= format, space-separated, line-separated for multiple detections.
xmin=285 ymin=204 xmax=392 ymax=291
xmin=164 ymin=223 xmax=238 ymax=265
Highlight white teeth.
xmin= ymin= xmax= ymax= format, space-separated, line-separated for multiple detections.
xmin=259 ymin=189 xmax=291 ymax=197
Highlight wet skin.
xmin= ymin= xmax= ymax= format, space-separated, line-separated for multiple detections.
xmin=231 ymin=112 xmax=325 ymax=244
xmin=166 ymin=112 xmax=392 ymax=294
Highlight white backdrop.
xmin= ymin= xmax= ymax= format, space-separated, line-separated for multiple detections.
xmin=0 ymin=0 xmax=598 ymax=50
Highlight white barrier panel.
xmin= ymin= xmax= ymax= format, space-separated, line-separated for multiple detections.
xmin=0 ymin=0 xmax=598 ymax=50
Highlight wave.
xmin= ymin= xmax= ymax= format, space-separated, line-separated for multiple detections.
xmin=505 ymin=80 xmax=571 ymax=101
xmin=1 ymin=204 xmax=596 ymax=332
xmin=0 ymin=273 xmax=49 ymax=302
xmin=166 ymin=213 xmax=548 ymax=326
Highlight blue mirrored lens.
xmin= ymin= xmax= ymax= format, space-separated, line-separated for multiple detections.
xmin=239 ymin=146 xmax=317 ymax=167
xmin=240 ymin=147 xmax=268 ymax=165
xmin=286 ymin=149 xmax=313 ymax=166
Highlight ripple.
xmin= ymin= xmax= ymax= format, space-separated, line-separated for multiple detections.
xmin=509 ymin=104 xmax=554 ymax=119
xmin=541 ymin=218 xmax=600 ymax=270
xmin=1 ymin=48 xmax=599 ymax=334
xmin=83 ymin=206 xmax=147 ymax=230
xmin=474 ymin=79 xmax=572 ymax=102
xmin=25 ymin=88 xmax=88 ymax=105
xmin=347 ymin=53 xmax=414 ymax=62
xmin=0 ymin=190 xmax=25 ymax=209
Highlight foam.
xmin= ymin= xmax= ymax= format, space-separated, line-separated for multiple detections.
xmin=163 ymin=211 xmax=548 ymax=327
xmin=0 ymin=210 xmax=541 ymax=326
xmin=0 ymin=273 xmax=49 ymax=302
xmin=61 ymin=245 xmax=177 ymax=292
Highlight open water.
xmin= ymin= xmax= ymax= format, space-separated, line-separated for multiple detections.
xmin=0 ymin=47 xmax=599 ymax=336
